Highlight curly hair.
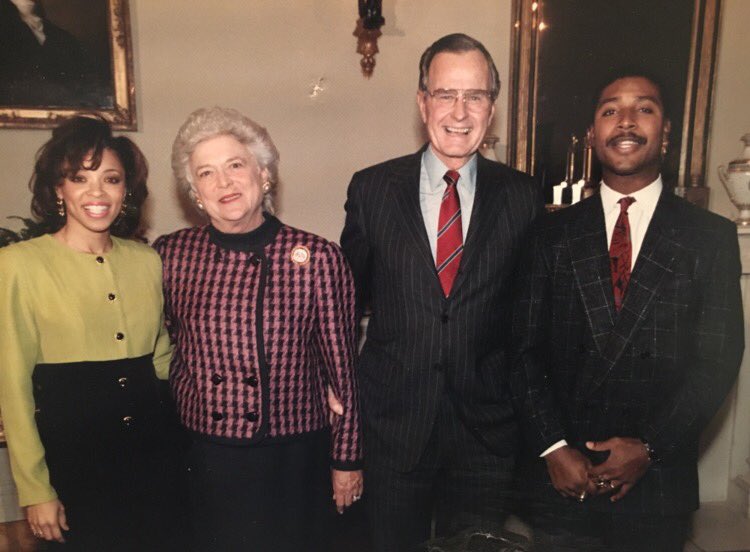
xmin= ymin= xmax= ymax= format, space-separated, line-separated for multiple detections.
xmin=30 ymin=115 xmax=149 ymax=237
xmin=171 ymin=106 xmax=280 ymax=215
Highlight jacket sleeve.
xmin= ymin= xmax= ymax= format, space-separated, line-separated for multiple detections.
xmin=643 ymin=221 xmax=744 ymax=460
xmin=509 ymin=226 xmax=568 ymax=455
xmin=340 ymin=172 xmax=373 ymax=320
xmin=0 ymin=248 xmax=57 ymax=506
xmin=150 ymin=249 xmax=173 ymax=381
xmin=314 ymin=241 xmax=362 ymax=469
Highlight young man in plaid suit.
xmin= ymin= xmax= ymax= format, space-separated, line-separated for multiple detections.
xmin=511 ymin=72 xmax=744 ymax=551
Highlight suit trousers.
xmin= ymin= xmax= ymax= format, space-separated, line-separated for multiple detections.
xmin=530 ymin=501 xmax=689 ymax=552
xmin=365 ymin=395 xmax=515 ymax=552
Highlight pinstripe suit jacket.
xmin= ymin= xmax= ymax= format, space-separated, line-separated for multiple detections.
xmin=341 ymin=148 xmax=542 ymax=471
xmin=510 ymin=190 xmax=744 ymax=513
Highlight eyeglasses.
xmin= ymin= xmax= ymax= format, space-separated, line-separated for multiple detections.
xmin=425 ymin=89 xmax=493 ymax=110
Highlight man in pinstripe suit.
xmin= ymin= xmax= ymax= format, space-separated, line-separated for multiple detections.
xmin=510 ymin=73 xmax=744 ymax=551
xmin=341 ymin=33 xmax=543 ymax=551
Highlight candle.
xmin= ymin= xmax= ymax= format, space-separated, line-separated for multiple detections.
xmin=553 ymin=181 xmax=567 ymax=205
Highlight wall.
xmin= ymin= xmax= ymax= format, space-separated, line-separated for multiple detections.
xmin=0 ymin=0 xmax=748 ymax=505
xmin=0 ymin=0 xmax=512 ymax=242
xmin=698 ymin=0 xmax=750 ymax=503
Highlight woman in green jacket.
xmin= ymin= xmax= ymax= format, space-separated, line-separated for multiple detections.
xmin=0 ymin=116 xmax=186 ymax=550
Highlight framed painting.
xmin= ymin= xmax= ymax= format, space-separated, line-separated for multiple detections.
xmin=507 ymin=0 xmax=721 ymax=207
xmin=0 ymin=0 xmax=136 ymax=130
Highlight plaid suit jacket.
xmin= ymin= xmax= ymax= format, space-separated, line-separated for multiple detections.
xmin=341 ymin=148 xmax=543 ymax=471
xmin=510 ymin=190 xmax=744 ymax=513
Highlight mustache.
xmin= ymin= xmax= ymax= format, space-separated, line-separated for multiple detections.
xmin=607 ymin=132 xmax=647 ymax=147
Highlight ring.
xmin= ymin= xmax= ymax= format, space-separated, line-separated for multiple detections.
xmin=609 ymin=480 xmax=617 ymax=489
xmin=353 ymin=494 xmax=361 ymax=501
xmin=595 ymin=478 xmax=608 ymax=489
xmin=577 ymin=491 xmax=586 ymax=502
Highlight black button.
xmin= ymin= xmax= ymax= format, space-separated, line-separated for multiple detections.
xmin=433 ymin=363 xmax=443 ymax=372
xmin=441 ymin=314 xmax=449 ymax=323
xmin=244 ymin=411 xmax=259 ymax=422
xmin=210 ymin=374 xmax=224 ymax=385
xmin=211 ymin=412 xmax=224 ymax=421
xmin=640 ymin=350 xmax=652 ymax=359
xmin=243 ymin=375 xmax=259 ymax=387
xmin=108 ymin=293 xmax=116 ymax=301
xmin=96 ymin=256 xmax=104 ymax=264
xmin=115 ymin=332 xmax=124 ymax=340
xmin=251 ymin=256 xmax=261 ymax=266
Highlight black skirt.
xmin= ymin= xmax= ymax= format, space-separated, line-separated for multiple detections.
xmin=33 ymin=355 xmax=189 ymax=551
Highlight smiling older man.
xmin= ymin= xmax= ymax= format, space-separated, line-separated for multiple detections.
xmin=341 ymin=33 xmax=542 ymax=552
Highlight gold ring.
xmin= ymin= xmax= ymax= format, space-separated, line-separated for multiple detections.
xmin=577 ymin=491 xmax=586 ymax=502
xmin=596 ymin=479 xmax=607 ymax=489
xmin=609 ymin=480 xmax=617 ymax=489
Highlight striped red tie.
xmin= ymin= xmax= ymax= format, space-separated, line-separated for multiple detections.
xmin=610 ymin=196 xmax=636 ymax=312
xmin=436 ymin=170 xmax=463 ymax=297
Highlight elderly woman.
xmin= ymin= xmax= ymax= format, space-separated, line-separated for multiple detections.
xmin=153 ymin=106 xmax=363 ymax=551
xmin=0 ymin=116 xmax=187 ymax=550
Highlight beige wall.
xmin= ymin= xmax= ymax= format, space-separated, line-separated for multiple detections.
xmin=0 ymin=0 xmax=512 ymax=242
xmin=698 ymin=0 xmax=750 ymax=503
xmin=706 ymin=0 xmax=750 ymax=220
xmin=1 ymin=0 xmax=748 ymax=504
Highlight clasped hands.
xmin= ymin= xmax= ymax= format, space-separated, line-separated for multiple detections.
xmin=544 ymin=437 xmax=651 ymax=504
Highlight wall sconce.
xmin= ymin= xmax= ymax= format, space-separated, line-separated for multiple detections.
xmin=353 ymin=0 xmax=385 ymax=78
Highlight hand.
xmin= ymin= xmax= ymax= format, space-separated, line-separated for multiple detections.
xmin=26 ymin=499 xmax=68 ymax=543
xmin=332 ymin=469 xmax=363 ymax=514
xmin=544 ymin=445 xmax=596 ymax=501
xmin=327 ymin=385 xmax=344 ymax=425
xmin=586 ymin=437 xmax=651 ymax=502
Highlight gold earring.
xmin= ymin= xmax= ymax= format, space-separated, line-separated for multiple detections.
xmin=56 ymin=197 xmax=65 ymax=217
xmin=120 ymin=192 xmax=132 ymax=216
xmin=196 ymin=199 xmax=204 ymax=210
xmin=262 ymin=181 xmax=271 ymax=194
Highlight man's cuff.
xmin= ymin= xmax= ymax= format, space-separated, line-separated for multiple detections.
xmin=540 ymin=439 xmax=568 ymax=457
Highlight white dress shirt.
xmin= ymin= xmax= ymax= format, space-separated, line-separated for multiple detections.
xmin=541 ymin=176 xmax=663 ymax=457
xmin=419 ymin=147 xmax=477 ymax=261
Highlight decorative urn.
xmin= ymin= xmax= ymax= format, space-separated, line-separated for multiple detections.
xmin=719 ymin=133 xmax=750 ymax=226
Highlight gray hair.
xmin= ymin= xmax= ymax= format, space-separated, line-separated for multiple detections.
xmin=172 ymin=106 xmax=280 ymax=214
xmin=418 ymin=33 xmax=500 ymax=101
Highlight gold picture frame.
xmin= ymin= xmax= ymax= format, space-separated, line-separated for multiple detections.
xmin=0 ymin=0 xmax=136 ymax=130
xmin=507 ymin=0 xmax=721 ymax=207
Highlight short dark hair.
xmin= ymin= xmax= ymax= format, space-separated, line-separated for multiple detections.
xmin=591 ymin=70 xmax=671 ymax=122
xmin=30 ymin=116 xmax=149 ymax=237
xmin=418 ymin=33 xmax=500 ymax=100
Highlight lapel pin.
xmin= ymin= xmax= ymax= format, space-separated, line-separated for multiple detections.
xmin=290 ymin=245 xmax=311 ymax=266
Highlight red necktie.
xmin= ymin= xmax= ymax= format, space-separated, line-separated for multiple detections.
xmin=436 ymin=170 xmax=463 ymax=297
xmin=610 ymin=197 xmax=636 ymax=312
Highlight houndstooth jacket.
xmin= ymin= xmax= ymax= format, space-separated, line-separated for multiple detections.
xmin=154 ymin=216 xmax=362 ymax=469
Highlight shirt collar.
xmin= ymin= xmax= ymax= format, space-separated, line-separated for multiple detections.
xmin=423 ymin=146 xmax=477 ymax=193
xmin=600 ymin=175 xmax=663 ymax=214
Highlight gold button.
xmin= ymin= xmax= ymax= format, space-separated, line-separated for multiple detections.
xmin=118 ymin=377 xmax=128 ymax=388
